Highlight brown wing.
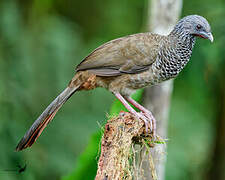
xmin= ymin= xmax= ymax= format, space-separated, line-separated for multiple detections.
xmin=76 ymin=33 xmax=163 ymax=76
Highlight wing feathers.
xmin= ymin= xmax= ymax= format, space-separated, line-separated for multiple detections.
xmin=76 ymin=33 xmax=162 ymax=77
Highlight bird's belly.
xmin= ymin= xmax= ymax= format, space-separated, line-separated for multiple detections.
xmin=97 ymin=68 xmax=167 ymax=96
xmin=128 ymin=68 xmax=162 ymax=89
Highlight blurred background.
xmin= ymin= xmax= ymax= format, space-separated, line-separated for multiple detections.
xmin=0 ymin=0 xmax=224 ymax=179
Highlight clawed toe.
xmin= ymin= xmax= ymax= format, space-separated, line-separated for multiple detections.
xmin=138 ymin=112 xmax=152 ymax=132
xmin=134 ymin=112 xmax=156 ymax=139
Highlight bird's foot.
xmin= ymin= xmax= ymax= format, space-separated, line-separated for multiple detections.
xmin=134 ymin=111 xmax=156 ymax=139
xmin=113 ymin=93 xmax=156 ymax=139
xmin=135 ymin=111 xmax=156 ymax=140
xmin=141 ymin=110 xmax=156 ymax=139
xmin=136 ymin=112 xmax=153 ymax=133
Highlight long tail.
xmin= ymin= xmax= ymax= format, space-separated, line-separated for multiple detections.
xmin=16 ymin=85 xmax=79 ymax=151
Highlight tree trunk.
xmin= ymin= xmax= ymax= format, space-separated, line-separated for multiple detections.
xmin=140 ymin=0 xmax=183 ymax=180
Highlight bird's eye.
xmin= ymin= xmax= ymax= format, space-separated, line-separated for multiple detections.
xmin=196 ymin=24 xmax=202 ymax=30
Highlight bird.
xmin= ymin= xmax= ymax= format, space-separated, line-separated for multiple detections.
xmin=15 ymin=15 xmax=213 ymax=151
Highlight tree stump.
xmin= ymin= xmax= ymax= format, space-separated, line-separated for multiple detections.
xmin=95 ymin=112 xmax=157 ymax=180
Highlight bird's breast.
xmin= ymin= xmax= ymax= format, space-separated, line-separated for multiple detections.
xmin=152 ymin=45 xmax=193 ymax=81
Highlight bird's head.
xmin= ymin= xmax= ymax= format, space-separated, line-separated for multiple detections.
xmin=172 ymin=15 xmax=213 ymax=42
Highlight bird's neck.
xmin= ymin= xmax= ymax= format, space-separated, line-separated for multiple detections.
xmin=152 ymin=31 xmax=196 ymax=81
xmin=169 ymin=29 xmax=196 ymax=49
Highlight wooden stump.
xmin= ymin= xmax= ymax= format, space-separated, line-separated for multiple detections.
xmin=95 ymin=112 xmax=154 ymax=180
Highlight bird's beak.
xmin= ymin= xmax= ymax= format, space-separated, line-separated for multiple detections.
xmin=207 ymin=32 xmax=214 ymax=42
xmin=196 ymin=31 xmax=214 ymax=42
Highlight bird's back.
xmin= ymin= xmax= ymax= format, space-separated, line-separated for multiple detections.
xmin=76 ymin=33 xmax=166 ymax=77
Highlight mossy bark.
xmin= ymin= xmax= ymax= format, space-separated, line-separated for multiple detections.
xmin=95 ymin=112 xmax=154 ymax=180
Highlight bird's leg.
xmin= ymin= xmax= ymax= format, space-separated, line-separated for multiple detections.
xmin=125 ymin=96 xmax=156 ymax=137
xmin=113 ymin=92 xmax=152 ymax=133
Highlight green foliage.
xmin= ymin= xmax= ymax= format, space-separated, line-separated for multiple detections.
xmin=62 ymin=132 xmax=102 ymax=180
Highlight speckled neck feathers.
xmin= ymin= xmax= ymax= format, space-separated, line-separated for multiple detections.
xmin=153 ymin=28 xmax=196 ymax=81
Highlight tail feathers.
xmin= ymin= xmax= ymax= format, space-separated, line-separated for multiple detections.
xmin=16 ymin=86 xmax=78 ymax=151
